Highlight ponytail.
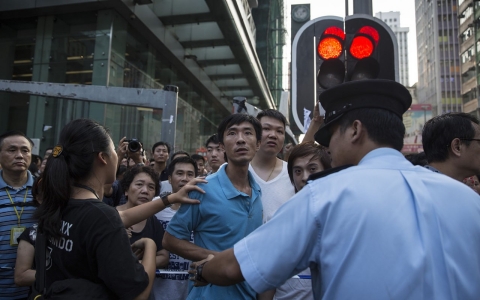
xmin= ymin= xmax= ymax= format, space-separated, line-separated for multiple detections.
xmin=34 ymin=119 xmax=111 ymax=239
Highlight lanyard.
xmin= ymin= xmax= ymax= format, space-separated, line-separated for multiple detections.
xmin=5 ymin=188 xmax=28 ymax=226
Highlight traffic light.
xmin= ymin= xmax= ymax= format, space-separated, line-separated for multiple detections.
xmin=316 ymin=25 xmax=345 ymax=89
xmin=345 ymin=15 xmax=397 ymax=82
xmin=291 ymin=15 xmax=398 ymax=134
xmin=292 ymin=16 xmax=344 ymax=133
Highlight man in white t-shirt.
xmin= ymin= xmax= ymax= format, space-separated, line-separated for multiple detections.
xmin=154 ymin=156 xmax=197 ymax=300
xmin=249 ymin=109 xmax=305 ymax=300
xmin=249 ymin=109 xmax=295 ymax=223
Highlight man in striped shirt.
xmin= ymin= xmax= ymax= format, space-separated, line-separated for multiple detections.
xmin=0 ymin=131 xmax=36 ymax=300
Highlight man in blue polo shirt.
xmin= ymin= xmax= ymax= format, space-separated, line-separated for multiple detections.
xmin=0 ymin=131 xmax=36 ymax=300
xmin=163 ymin=114 xmax=263 ymax=300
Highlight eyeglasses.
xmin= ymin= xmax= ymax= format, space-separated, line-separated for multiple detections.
xmin=459 ymin=138 xmax=480 ymax=143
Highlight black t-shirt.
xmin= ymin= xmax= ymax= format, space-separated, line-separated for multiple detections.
xmin=103 ymin=180 xmax=127 ymax=207
xmin=129 ymin=216 xmax=164 ymax=252
xmin=160 ymin=169 xmax=168 ymax=181
xmin=45 ymin=199 xmax=148 ymax=300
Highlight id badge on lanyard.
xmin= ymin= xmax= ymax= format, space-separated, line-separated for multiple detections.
xmin=10 ymin=226 xmax=26 ymax=246
xmin=5 ymin=188 xmax=29 ymax=246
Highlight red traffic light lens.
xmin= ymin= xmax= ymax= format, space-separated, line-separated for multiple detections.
xmin=324 ymin=26 xmax=345 ymax=41
xmin=349 ymin=36 xmax=374 ymax=59
xmin=318 ymin=37 xmax=343 ymax=60
xmin=358 ymin=26 xmax=379 ymax=43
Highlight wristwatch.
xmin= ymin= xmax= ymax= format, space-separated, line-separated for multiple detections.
xmin=161 ymin=192 xmax=172 ymax=207
xmin=195 ymin=261 xmax=209 ymax=284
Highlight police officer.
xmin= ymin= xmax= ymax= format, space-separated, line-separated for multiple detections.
xmin=187 ymin=79 xmax=480 ymax=299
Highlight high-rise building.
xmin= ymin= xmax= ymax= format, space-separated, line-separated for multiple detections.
xmin=252 ymin=0 xmax=287 ymax=107
xmin=415 ymin=0 xmax=462 ymax=116
xmin=0 ymin=0 xmax=275 ymax=155
xmin=375 ymin=11 xmax=410 ymax=86
xmin=458 ymin=0 xmax=480 ymax=116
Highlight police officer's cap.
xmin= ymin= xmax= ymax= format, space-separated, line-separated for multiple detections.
xmin=314 ymin=79 xmax=412 ymax=147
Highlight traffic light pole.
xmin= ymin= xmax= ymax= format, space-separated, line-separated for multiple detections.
xmin=353 ymin=0 xmax=372 ymax=16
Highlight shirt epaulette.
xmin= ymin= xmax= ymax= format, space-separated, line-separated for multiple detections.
xmin=307 ymin=164 xmax=354 ymax=182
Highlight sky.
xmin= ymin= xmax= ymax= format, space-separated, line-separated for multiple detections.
xmin=288 ymin=0 xmax=418 ymax=86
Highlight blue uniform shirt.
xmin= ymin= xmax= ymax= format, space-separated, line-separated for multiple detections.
xmin=235 ymin=148 xmax=480 ymax=300
xmin=167 ymin=163 xmax=262 ymax=299
xmin=0 ymin=170 xmax=35 ymax=300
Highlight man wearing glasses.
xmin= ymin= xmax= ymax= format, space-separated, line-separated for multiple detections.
xmin=422 ymin=112 xmax=480 ymax=182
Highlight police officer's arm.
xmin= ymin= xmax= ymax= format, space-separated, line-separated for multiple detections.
xmin=162 ymin=232 xmax=218 ymax=262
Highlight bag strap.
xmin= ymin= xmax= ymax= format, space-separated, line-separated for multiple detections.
xmin=34 ymin=231 xmax=47 ymax=296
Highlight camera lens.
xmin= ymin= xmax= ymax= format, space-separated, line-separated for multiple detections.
xmin=128 ymin=139 xmax=141 ymax=152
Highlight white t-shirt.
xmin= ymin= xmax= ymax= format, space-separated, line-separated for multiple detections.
xmin=249 ymin=160 xmax=295 ymax=223
xmin=152 ymin=205 xmax=191 ymax=300
xmin=249 ymin=161 xmax=313 ymax=300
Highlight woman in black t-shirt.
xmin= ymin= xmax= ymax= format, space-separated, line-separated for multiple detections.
xmin=116 ymin=166 xmax=168 ymax=269
xmin=33 ymin=119 xmax=157 ymax=300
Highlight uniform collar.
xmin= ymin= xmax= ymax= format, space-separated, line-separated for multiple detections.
xmin=357 ymin=148 xmax=409 ymax=168
xmin=424 ymin=165 xmax=442 ymax=174
xmin=0 ymin=170 xmax=34 ymax=190
xmin=217 ymin=164 xmax=261 ymax=200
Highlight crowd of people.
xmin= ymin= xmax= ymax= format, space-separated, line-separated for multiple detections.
xmin=0 ymin=79 xmax=479 ymax=300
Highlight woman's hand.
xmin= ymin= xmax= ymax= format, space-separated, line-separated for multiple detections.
xmin=168 ymin=177 xmax=207 ymax=204
xmin=131 ymin=238 xmax=155 ymax=260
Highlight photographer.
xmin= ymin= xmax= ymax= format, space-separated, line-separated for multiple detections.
xmin=103 ymin=137 xmax=146 ymax=207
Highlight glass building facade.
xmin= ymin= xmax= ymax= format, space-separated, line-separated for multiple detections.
xmin=0 ymin=0 xmax=273 ymax=155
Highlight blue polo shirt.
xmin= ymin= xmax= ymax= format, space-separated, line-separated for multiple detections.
xmin=167 ymin=163 xmax=262 ymax=300
xmin=0 ymin=170 xmax=35 ymax=300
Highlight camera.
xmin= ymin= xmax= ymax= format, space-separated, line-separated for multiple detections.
xmin=125 ymin=138 xmax=142 ymax=153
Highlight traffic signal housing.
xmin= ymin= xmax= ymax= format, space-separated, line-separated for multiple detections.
xmin=345 ymin=15 xmax=398 ymax=82
xmin=292 ymin=16 xmax=344 ymax=133
xmin=316 ymin=25 xmax=346 ymax=89
xmin=291 ymin=15 xmax=399 ymax=134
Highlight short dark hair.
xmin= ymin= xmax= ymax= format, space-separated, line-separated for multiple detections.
xmin=256 ymin=109 xmax=287 ymax=128
xmin=152 ymin=141 xmax=171 ymax=154
xmin=422 ymin=112 xmax=479 ymax=163
xmin=168 ymin=156 xmax=198 ymax=177
xmin=287 ymin=142 xmax=332 ymax=185
xmin=171 ymin=150 xmax=190 ymax=161
xmin=205 ymin=134 xmax=220 ymax=148
xmin=217 ymin=114 xmax=262 ymax=144
xmin=0 ymin=130 xmax=34 ymax=150
xmin=191 ymin=154 xmax=205 ymax=162
xmin=120 ymin=165 xmax=160 ymax=196
xmin=404 ymin=152 xmax=428 ymax=166
xmin=337 ymin=108 xmax=405 ymax=151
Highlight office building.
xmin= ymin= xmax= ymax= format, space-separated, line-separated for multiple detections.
xmin=0 ymin=0 xmax=276 ymax=154
xmin=375 ymin=11 xmax=410 ymax=86
xmin=415 ymin=0 xmax=462 ymax=116
xmin=458 ymin=0 xmax=480 ymax=115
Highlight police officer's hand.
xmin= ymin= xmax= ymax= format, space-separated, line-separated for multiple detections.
xmin=189 ymin=254 xmax=215 ymax=287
